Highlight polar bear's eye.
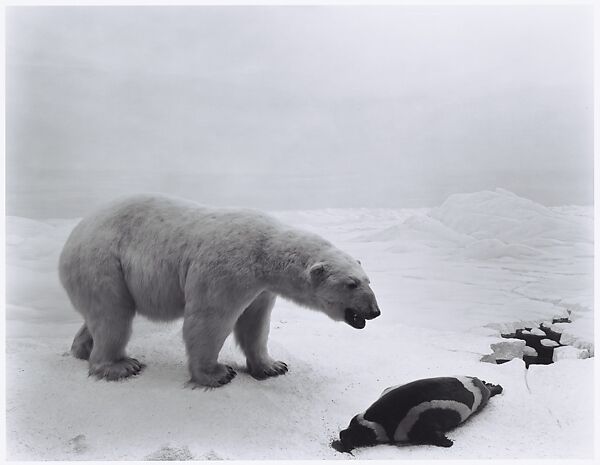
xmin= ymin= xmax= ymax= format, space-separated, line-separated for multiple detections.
xmin=347 ymin=281 xmax=358 ymax=290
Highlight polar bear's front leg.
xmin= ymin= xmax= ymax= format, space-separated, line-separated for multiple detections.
xmin=234 ymin=291 xmax=288 ymax=380
xmin=182 ymin=309 xmax=237 ymax=388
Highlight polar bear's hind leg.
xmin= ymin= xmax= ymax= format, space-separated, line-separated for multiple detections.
xmin=71 ymin=323 xmax=93 ymax=360
xmin=86 ymin=307 xmax=145 ymax=381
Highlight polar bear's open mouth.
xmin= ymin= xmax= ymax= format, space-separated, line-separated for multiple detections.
xmin=344 ymin=308 xmax=366 ymax=329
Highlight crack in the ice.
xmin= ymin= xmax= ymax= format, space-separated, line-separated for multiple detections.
xmin=509 ymin=282 xmax=591 ymax=315
xmin=430 ymin=346 xmax=483 ymax=356
xmin=522 ymin=365 xmax=562 ymax=428
xmin=523 ymin=365 xmax=531 ymax=394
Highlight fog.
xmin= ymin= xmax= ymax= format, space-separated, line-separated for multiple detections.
xmin=6 ymin=6 xmax=593 ymax=218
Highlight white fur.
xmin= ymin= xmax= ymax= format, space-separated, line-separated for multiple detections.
xmin=59 ymin=194 xmax=379 ymax=387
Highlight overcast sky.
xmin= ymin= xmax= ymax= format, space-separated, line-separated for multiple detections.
xmin=6 ymin=6 xmax=594 ymax=217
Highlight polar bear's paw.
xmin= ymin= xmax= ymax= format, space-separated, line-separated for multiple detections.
xmin=186 ymin=364 xmax=237 ymax=389
xmin=248 ymin=359 xmax=288 ymax=380
xmin=89 ymin=357 xmax=145 ymax=381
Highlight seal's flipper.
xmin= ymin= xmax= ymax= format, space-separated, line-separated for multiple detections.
xmin=410 ymin=429 xmax=454 ymax=448
xmin=430 ymin=432 xmax=454 ymax=448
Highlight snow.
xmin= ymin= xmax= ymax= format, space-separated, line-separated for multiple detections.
xmin=540 ymin=339 xmax=559 ymax=348
xmin=553 ymin=346 xmax=590 ymax=362
xmin=523 ymin=346 xmax=538 ymax=357
xmin=530 ymin=328 xmax=546 ymax=336
xmin=551 ymin=323 xmax=568 ymax=334
xmin=4 ymin=189 xmax=595 ymax=459
xmin=489 ymin=340 xmax=526 ymax=360
xmin=560 ymin=319 xmax=595 ymax=356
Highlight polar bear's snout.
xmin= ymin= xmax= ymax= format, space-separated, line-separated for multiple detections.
xmin=361 ymin=287 xmax=381 ymax=319
xmin=343 ymin=288 xmax=381 ymax=329
xmin=367 ymin=302 xmax=381 ymax=319
xmin=352 ymin=302 xmax=380 ymax=320
xmin=344 ymin=306 xmax=380 ymax=329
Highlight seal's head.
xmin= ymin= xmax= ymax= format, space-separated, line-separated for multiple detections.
xmin=483 ymin=381 xmax=503 ymax=397
xmin=331 ymin=415 xmax=377 ymax=453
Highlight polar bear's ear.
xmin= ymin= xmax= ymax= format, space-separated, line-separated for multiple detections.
xmin=309 ymin=262 xmax=329 ymax=283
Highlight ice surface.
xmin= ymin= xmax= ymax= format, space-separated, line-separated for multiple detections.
xmin=553 ymin=346 xmax=590 ymax=362
xmin=560 ymin=323 xmax=595 ymax=357
xmin=523 ymin=346 xmax=538 ymax=357
xmin=490 ymin=340 xmax=526 ymax=360
xmin=540 ymin=339 xmax=559 ymax=348
xmin=5 ymin=189 xmax=594 ymax=459
xmin=551 ymin=323 xmax=568 ymax=334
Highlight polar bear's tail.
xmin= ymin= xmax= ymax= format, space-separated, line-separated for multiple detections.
xmin=71 ymin=323 xmax=94 ymax=360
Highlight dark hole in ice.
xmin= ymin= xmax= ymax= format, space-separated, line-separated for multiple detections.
xmin=498 ymin=323 xmax=565 ymax=368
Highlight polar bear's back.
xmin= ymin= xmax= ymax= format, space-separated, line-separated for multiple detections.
xmin=59 ymin=194 xmax=286 ymax=320
xmin=66 ymin=193 xmax=283 ymax=250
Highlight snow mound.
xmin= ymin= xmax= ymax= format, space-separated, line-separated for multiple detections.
xmin=430 ymin=189 xmax=592 ymax=246
xmin=462 ymin=238 xmax=541 ymax=259
xmin=359 ymin=215 xmax=471 ymax=245
xmin=6 ymin=216 xmax=81 ymax=323
xmin=359 ymin=189 xmax=592 ymax=262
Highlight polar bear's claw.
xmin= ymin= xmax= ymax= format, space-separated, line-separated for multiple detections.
xmin=186 ymin=364 xmax=237 ymax=389
xmin=89 ymin=357 xmax=146 ymax=381
xmin=250 ymin=360 xmax=289 ymax=380
xmin=220 ymin=366 xmax=237 ymax=385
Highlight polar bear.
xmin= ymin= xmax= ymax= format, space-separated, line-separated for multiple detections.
xmin=59 ymin=194 xmax=381 ymax=388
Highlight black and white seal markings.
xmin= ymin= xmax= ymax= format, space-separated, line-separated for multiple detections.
xmin=332 ymin=376 xmax=503 ymax=452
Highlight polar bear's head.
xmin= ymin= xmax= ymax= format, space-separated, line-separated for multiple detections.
xmin=307 ymin=251 xmax=380 ymax=329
